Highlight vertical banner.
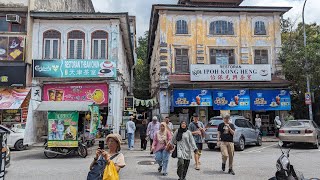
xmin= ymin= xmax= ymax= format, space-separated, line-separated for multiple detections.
xmin=90 ymin=105 xmax=100 ymax=135
xmin=47 ymin=111 xmax=79 ymax=147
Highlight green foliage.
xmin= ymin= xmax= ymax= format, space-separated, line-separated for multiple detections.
xmin=133 ymin=31 xmax=151 ymax=99
xmin=281 ymin=20 xmax=320 ymax=119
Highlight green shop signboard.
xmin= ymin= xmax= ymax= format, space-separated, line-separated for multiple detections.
xmin=33 ymin=59 xmax=117 ymax=79
xmin=48 ymin=111 xmax=79 ymax=148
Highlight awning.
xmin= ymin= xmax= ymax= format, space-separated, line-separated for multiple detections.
xmin=36 ymin=101 xmax=93 ymax=111
xmin=0 ymin=88 xmax=31 ymax=109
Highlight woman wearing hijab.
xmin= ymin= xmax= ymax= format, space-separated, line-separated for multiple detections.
xmin=152 ymin=122 xmax=172 ymax=176
xmin=171 ymin=121 xmax=198 ymax=180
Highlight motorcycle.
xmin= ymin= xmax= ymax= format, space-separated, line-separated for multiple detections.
xmin=269 ymin=141 xmax=306 ymax=180
xmin=44 ymin=140 xmax=88 ymax=158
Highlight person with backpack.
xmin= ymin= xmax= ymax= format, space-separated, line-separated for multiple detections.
xmin=151 ymin=122 xmax=172 ymax=176
xmin=171 ymin=121 xmax=198 ymax=180
xmin=87 ymin=134 xmax=126 ymax=180
xmin=188 ymin=113 xmax=205 ymax=170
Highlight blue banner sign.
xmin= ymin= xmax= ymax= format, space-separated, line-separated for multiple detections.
xmin=212 ymin=90 xmax=250 ymax=110
xmin=173 ymin=89 xmax=212 ymax=107
xmin=250 ymin=89 xmax=291 ymax=111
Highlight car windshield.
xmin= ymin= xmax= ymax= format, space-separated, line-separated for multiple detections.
xmin=284 ymin=121 xmax=311 ymax=128
xmin=209 ymin=119 xmax=223 ymax=126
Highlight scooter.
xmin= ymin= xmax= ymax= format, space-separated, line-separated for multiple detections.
xmin=43 ymin=140 xmax=87 ymax=159
xmin=269 ymin=141 xmax=306 ymax=180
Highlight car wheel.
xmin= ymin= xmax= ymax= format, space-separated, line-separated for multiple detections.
xmin=14 ymin=139 xmax=26 ymax=151
xmin=282 ymin=142 xmax=288 ymax=148
xmin=256 ymin=135 xmax=262 ymax=146
xmin=207 ymin=143 xmax=216 ymax=150
xmin=313 ymin=137 xmax=319 ymax=149
xmin=237 ymin=137 xmax=245 ymax=151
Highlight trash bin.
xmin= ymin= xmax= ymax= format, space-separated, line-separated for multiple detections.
xmin=0 ymin=129 xmax=8 ymax=180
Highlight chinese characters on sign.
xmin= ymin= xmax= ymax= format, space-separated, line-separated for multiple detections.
xmin=124 ymin=97 xmax=134 ymax=111
xmin=190 ymin=64 xmax=271 ymax=82
xmin=33 ymin=59 xmax=117 ymax=79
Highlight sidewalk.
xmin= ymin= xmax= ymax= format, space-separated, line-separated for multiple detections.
xmin=262 ymin=136 xmax=279 ymax=142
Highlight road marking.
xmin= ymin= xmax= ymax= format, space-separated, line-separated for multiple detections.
xmin=244 ymin=143 xmax=278 ymax=153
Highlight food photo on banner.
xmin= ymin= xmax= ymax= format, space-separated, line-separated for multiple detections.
xmin=47 ymin=111 xmax=79 ymax=147
xmin=212 ymin=90 xmax=250 ymax=110
xmin=173 ymin=89 xmax=212 ymax=107
xmin=0 ymin=36 xmax=25 ymax=61
xmin=89 ymin=105 xmax=100 ymax=135
xmin=250 ymin=89 xmax=291 ymax=111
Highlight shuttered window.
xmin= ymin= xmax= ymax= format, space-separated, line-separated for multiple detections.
xmin=92 ymin=31 xmax=108 ymax=59
xmin=210 ymin=49 xmax=235 ymax=64
xmin=255 ymin=21 xmax=267 ymax=35
xmin=254 ymin=50 xmax=268 ymax=64
xmin=43 ymin=30 xmax=61 ymax=59
xmin=68 ymin=30 xmax=85 ymax=59
xmin=176 ymin=20 xmax=188 ymax=34
xmin=209 ymin=21 xmax=234 ymax=35
xmin=175 ymin=49 xmax=189 ymax=73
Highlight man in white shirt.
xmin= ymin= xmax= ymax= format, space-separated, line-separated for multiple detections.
xmin=126 ymin=116 xmax=136 ymax=150
xmin=255 ymin=114 xmax=262 ymax=130
xmin=164 ymin=117 xmax=174 ymax=132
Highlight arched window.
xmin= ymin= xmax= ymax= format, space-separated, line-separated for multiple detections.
xmin=209 ymin=21 xmax=234 ymax=35
xmin=68 ymin=30 xmax=85 ymax=59
xmin=254 ymin=21 xmax=266 ymax=35
xmin=43 ymin=30 xmax=61 ymax=59
xmin=176 ymin=20 xmax=188 ymax=34
xmin=91 ymin=31 xmax=108 ymax=59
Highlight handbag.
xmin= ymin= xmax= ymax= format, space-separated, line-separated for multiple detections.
xmin=171 ymin=145 xmax=177 ymax=158
xmin=103 ymin=161 xmax=119 ymax=180
xmin=165 ymin=143 xmax=174 ymax=152
xmin=87 ymin=153 xmax=119 ymax=180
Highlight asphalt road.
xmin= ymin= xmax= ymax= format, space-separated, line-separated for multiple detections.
xmin=6 ymin=142 xmax=320 ymax=180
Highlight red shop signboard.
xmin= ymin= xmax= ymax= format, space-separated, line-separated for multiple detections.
xmin=43 ymin=83 xmax=108 ymax=105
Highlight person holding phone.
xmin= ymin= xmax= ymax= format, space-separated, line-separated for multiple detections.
xmin=89 ymin=134 xmax=126 ymax=173
xmin=217 ymin=114 xmax=236 ymax=175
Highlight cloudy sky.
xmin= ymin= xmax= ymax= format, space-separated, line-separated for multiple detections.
xmin=92 ymin=0 xmax=319 ymax=38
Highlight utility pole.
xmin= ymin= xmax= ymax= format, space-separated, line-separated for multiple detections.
xmin=302 ymin=0 xmax=313 ymax=120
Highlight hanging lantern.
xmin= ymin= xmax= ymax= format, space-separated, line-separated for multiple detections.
xmin=86 ymin=113 xmax=91 ymax=121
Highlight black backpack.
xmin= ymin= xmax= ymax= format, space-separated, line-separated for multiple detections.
xmin=87 ymin=153 xmax=119 ymax=180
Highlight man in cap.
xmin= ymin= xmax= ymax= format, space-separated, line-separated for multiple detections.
xmin=126 ymin=115 xmax=136 ymax=150
xmin=188 ymin=113 xmax=205 ymax=170
xmin=147 ymin=116 xmax=160 ymax=154
xmin=217 ymin=114 xmax=236 ymax=175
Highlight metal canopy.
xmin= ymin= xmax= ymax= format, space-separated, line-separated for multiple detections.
xmin=36 ymin=101 xmax=93 ymax=111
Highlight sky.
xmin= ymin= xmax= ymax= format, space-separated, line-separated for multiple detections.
xmin=92 ymin=0 xmax=320 ymax=38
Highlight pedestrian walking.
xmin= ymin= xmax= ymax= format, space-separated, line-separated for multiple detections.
xmin=139 ymin=120 xmax=148 ymax=151
xmin=217 ymin=114 xmax=236 ymax=175
xmin=88 ymin=134 xmax=126 ymax=180
xmin=164 ymin=117 xmax=174 ymax=132
xmin=188 ymin=113 xmax=205 ymax=170
xmin=126 ymin=116 xmax=136 ymax=150
xmin=171 ymin=121 xmax=198 ymax=180
xmin=274 ymin=116 xmax=282 ymax=137
xmin=147 ymin=116 xmax=160 ymax=154
xmin=151 ymin=122 xmax=172 ymax=176
xmin=255 ymin=114 xmax=262 ymax=131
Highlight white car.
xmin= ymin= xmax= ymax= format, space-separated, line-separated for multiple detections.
xmin=0 ymin=124 xmax=27 ymax=151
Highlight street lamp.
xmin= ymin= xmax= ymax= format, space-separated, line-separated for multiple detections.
xmin=302 ymin=0 xmax=313 ymax=120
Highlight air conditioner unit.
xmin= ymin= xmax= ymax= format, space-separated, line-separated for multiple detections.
xmin=6 ymin=14 xmax=21 ymax=24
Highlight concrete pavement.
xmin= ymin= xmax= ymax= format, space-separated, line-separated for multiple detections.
xmin=6 ymin=141 xmax=320 ymax=180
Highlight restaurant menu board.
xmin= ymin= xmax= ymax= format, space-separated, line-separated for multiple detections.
xmin=47 ymin=111 xmax=79 ymax=148
xmin=212 ymin=90 xmax=250 ymax=110
xmin=1 ymin=109 xmax=21 ymax=127
xmin=173 ymin=89 xmax=212 ymax=107
xmin=250 ymin=89 xmax=291 ymax=111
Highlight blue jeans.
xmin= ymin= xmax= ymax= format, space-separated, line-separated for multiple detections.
xmin=127 ymin=133 xmax=134 ymax=148
xmin=155 ymin=149 xmax=170 ymax=173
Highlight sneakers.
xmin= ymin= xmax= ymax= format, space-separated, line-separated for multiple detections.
xmin=222 ymin=163 xmax=226 ymax=172
xmin=228 ymin=169 xmax=235 ymax=175
xmin=195 ymin=165 xmax=200 ymax=170
xmin=158 ymin=166 xmax=162 ymax=172
xmin=162 ymin=173 xmax=168 ymax=176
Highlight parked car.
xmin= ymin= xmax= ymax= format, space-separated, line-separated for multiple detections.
xmin=0 ymin=124 xmax=27 ymax=151
xmin=279 ymin=120 xmax=320 ymax=149
xmin=204 ymin=115 xmax=262 ymax=151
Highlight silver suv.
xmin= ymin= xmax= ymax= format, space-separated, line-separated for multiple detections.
xmin=204 ymin=115 xmax=262 ymax=151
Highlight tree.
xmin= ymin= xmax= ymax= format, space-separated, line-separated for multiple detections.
xmin=280 ymin=19 xmax=320 ymax=120
xmin=133 ymin=31 xmax=151 ymax=99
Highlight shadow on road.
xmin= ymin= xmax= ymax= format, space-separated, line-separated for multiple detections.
xmin=203 ymin=170 xmax=226 ymax=175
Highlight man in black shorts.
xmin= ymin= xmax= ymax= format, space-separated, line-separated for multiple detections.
xmin=188 ymin=113 xmax=206 ymax=170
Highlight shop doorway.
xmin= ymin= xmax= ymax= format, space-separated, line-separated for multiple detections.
xmin=253 ymin=111 xmax=276 ymax=136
